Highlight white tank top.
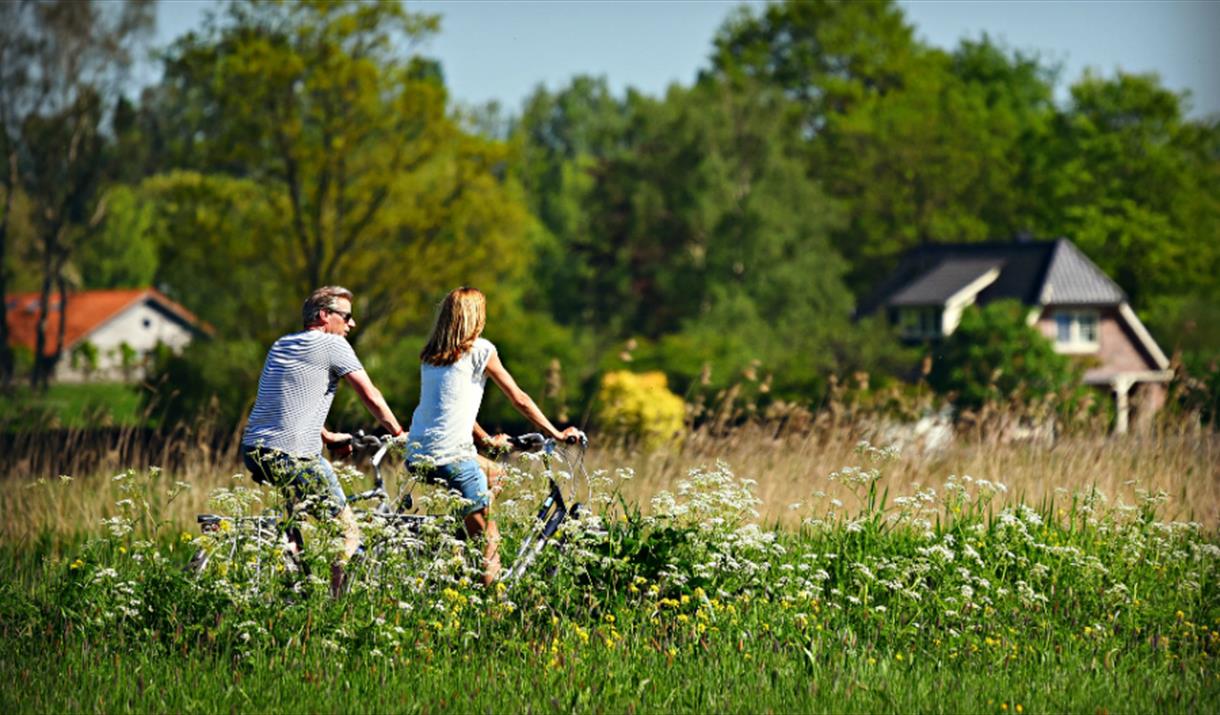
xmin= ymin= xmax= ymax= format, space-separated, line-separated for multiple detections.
xmin=406 ymin=338 xmax=496 ymax=466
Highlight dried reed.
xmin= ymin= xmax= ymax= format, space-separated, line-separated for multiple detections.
xmin=3 ymin=413 xmax=1216 ymax=544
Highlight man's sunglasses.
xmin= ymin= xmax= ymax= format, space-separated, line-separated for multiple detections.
xmin=326 ymin=307 xmax=354 ymax=322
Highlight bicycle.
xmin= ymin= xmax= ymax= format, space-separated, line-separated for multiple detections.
xmin=345 ymin=431 xmax=596 ymax=588
xmin=188 ymin=431 xmax=595 ymax=592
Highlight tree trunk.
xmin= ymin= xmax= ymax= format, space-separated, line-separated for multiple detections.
xmin=0 ymin=149 xmax=14 ymax=388
xmin=52 ymin=270 xmax=68 ymax=377
xmin=31 ymin=261 xmax=54 ymax=390
xmin=31 ymin=221 xmax=66 ymax=391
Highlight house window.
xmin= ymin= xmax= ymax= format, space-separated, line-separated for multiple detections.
xmin=898 ymin=307 xmax=942 ymax=339
xmin=143 ymin=318 xmax=152 ymax=329
xmin=1052 ymin=310 xmax=1100 ymax=351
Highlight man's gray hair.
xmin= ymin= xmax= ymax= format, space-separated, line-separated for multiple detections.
xmin=302 ymin=286 xmax=354 ymax=328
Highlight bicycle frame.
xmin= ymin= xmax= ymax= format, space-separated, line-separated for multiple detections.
xmin=500 ymin=434 xmax=590 ymax=583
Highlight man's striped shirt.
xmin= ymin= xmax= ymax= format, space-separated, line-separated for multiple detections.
xmin=241 ymin=331 xmax=363 ymax=457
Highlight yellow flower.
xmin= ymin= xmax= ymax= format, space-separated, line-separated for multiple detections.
xmin=1016 ymin=705 xmax=1023 ymax=713
xmin=69 ymin=559 xmax=84 ymax=570
xmin=1001 ymin=704 xmax=1008 ymax=711
xmin=180 ymin=532 xmax=193 ymax=543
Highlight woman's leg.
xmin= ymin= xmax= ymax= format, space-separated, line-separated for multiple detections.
xmin=443 ymin=459 xmax=499 ymax=585
xmin=476 ymin=454 xmax=505 ymax=495
xmin=464 ymin=508 xmax=501 ymax=586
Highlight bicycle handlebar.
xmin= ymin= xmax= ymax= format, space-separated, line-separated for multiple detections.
xmin=509 ymin=431 xmax=588 ymax=452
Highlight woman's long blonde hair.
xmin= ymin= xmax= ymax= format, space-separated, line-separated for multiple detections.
xmin=420 ymin=287 xmax=487 ymax=366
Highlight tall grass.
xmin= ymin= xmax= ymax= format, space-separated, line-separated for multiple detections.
xmin=1 ymin=436 xmax=1217 ymax=713
xmin=600 ymin=421 xmax=1220 ymax=527
xmin=2 ymin=415 xmax=1217 ymax=544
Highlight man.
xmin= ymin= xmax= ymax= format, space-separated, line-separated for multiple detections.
xmin=241 ymin=285 xmax=404 ymax=592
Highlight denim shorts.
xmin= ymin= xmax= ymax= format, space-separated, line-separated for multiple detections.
xmin=242 ymin=446 xmax=348 ymax=516
xmin=410 ymin=458 xmax=490 ymax=516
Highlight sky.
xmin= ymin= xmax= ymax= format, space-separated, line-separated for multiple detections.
xmin=152 ymin=0 xmax=1220 ymax=118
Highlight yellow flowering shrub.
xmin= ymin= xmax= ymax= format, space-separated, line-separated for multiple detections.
xmin=595 ymin=370 xmax=686 ymax=450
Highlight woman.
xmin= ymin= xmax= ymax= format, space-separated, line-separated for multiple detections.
xmin=406 ymin=287 xmax=582 ymax=585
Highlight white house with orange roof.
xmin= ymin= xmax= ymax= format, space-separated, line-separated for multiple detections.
xmin=4 ymin=288 xmax=211 ymax=382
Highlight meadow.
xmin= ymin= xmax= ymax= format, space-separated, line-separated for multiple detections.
xmin=1 ymin=418 xmax=1218 ymax=713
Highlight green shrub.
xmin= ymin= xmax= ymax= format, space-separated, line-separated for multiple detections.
xmin=595 ymin=370 xmax=686 ymax=449
xmin=142 ymin=339 xmax=264 ymax=429
xmin=928 ymin=300 xmax=1085 ymax=412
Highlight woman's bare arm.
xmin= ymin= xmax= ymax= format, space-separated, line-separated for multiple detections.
xmin=485 ymin=352 xmax=579 ymax=442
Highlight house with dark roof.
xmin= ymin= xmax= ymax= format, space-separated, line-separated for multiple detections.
xmin=4 ymin=288 xmax=212 ymax=383
xmin=858 ymin=239 xmax=1172 ymax=433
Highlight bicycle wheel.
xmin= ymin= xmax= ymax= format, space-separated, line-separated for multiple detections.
xmin=187 ymin=514 xmax=305 ymax=598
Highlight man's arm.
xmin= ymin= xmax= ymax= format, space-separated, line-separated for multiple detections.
xmin=343 ymin=369 xmax=404 ymax=436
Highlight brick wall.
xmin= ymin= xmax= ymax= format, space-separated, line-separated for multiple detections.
xmin=1036 ymin=306 xmax=1157 ymax=372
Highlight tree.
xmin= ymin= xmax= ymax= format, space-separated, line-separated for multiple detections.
xmin=151 ymin=0 xmax=531 ymax=347
xmin=709 ymin=0 xmax=919 ymax=133
xmin=710 ymin=4 xmax=1062 ymax=292
xmin=516 ymin=75 xmax=858 ymax=398
xmin=75 ymin=185 xmax=158 ymax=289
xmin=1044 ymin=72 xmax=1220 ymax=310
xmin=0 ymin=0 xmax=154 ymax=388
xmin=512 ymin=77 xmax=633 ymax=323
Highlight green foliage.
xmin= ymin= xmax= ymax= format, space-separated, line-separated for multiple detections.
xmin=152 ymin=0 xmax=531 ymax=348
xmin=75 ymin=185 xmax=158 ymax=289
xmin=928 ymin=301 xmax=1083 ymax=411
xmin=142 ymin=339 xmax=265 ymax=429
xmin=0 ymin=381 xmax=143 ymax=430
xmin=69 ymin=340 xmax=99 ymax=377
xmin=1045 ymin=73 xmax=1220 ymax=310
xmin=712 ymin=4 xmax=1061 ymax=290
xmin=594 ymin=370 xmax=686 ymax=449
xmin=139 ymin=170 xmax=295 ymax=342
xmin=513 ymin=74 xmax=877 ymax=404
xmin=6 ymin=0 xmax=1215 ymax=433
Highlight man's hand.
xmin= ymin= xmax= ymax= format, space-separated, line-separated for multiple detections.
xmin=323 ymin=429 xmax=354 ymax=458
xmin=556 ymin=426 xmax=586 ymax=445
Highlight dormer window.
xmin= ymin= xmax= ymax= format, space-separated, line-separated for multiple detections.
xmin=1053 ymin=310 xmax=1099 ymax=352
xmin=897 ymin=307 xmax=942 ymax=340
